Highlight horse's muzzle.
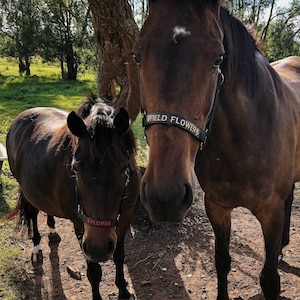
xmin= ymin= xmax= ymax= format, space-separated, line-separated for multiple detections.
xmin=82 ymin=228 xmax=117 ymax=262
xmin=140 ymin=178 xmax=193 ymax=223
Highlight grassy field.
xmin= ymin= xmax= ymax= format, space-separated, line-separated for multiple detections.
xmin=0 ymin=57 xmax=146 ymax=299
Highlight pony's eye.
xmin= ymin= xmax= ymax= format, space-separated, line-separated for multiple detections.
xmin=212 ymin=54 xmax=224 ymax=69
xmin=132 ymin=53 xmax=141 ymax=66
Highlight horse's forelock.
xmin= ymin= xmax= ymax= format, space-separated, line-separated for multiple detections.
xmin=86 ymin=108 xmax=135 ymax=163
xmin=75 ymin=96 xmax=136 ymax=162
xmin=76 ymin=95 xmax=111 ymax=119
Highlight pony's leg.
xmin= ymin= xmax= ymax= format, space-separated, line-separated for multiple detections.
xmin=47 ymin=215 xmax=61 ymax=244
xmin=73 ymin=222 xmax=102 ymax=300
xmin=30 ymin=206 xmax=43 ymax=267
xmin=47 ymin=214 xmax=56 ymax=233
xmin=279 ymin=184 xmax=294 ymax=260
xmin=205 ymin=200 xmax=231 ymax=300
xmin=255 ymin=203 xmax=284 ymax=300
xmin=114 ymin=224 xmax=132 ymax=299
xmin=87 ymin=261 xmax=102 ymax=300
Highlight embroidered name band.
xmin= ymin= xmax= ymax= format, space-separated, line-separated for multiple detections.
xmin=78 ymin=210 xmax=117 ymax=228
xmin=143 ymin=112 xmax=207 ymax=142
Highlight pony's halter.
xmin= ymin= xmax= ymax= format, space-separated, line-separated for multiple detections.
xmin=76 ymin=167 xmax=130 ymax=228
xmin=142 ymin=71 xmax=224 ymax=150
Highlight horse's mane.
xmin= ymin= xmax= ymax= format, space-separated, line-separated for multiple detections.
xmin=76 ymin=95 xmax=136 ymax=162
xmin=220 ymin=8 xmax=261 ymax=94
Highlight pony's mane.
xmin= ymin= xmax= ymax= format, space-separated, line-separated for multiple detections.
xmin=220 ymin=8 xmax=261 ymax=94
xmin=77 ymin=95 xmax=136 ymax=162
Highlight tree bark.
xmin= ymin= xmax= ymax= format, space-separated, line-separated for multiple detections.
xmin=88 ymin=0 xmax=140 ymax=122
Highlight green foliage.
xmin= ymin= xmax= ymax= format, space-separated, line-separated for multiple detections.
xmin=0 ymin=58 xmax=97 ymax=123
xmin=0 ymin=221 xmax=34 ymax=300
xmin=0 ymin=0 xmax=41 ymax=59
xmin=263 ymin=17 xmax=300 ymax=62
xmin=223 ymin=0 xmax=300 ymax=61
xmin=132 ymin=114 xmax=149 ymax=167
xmin=38 ymin=0 xmax=95 ymax=80
xmin=0 ymin=0 xmax=96 ymax=79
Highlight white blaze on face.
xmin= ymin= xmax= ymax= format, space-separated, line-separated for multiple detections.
xmin=172 ymin=25 xmax=191 ymax=43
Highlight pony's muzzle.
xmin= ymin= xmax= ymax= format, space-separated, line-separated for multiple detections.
xmin=82 ymin=228 xmax=117 ymax=262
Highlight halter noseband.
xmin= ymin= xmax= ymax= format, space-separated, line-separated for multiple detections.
xmin=76 ymin=167 xmax=130 ymax=228
xmin=142 ymin=71 xmax=224 ymax=150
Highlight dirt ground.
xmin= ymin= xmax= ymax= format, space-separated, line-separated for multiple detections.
xmin=15 ymin=185 xmax=300 ymax=300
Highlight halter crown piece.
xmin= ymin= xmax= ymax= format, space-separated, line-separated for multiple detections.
xmin=142 ymin=70 xmax=224 ymax=150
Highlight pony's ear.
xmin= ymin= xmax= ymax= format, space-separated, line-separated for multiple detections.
xmin=67 ymin=111 xmax=87 ymax=137
xmin=113 ymin=108 xmax=130 ymax=134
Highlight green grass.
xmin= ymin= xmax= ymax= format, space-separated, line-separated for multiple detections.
xmin=0 ymin=57 xmax=147 ymax=299
xmin=0 ymin=58 xmax=97 ymax=129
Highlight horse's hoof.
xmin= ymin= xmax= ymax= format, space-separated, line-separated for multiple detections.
xmin=48 ymin=232 xmax=61 ymax=245
xmin=31 ymin=250 xmax=43 ymax=268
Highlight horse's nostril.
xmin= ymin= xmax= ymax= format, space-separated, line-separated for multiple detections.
xmin=184 ymin=183 xmax=193 ymax=203
xmin=108 ymin=239 xmax=115 ymax=254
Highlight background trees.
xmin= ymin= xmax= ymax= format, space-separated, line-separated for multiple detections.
xmin=0 ymin=0 xmax=41 ymax=75
xmin=0 ymin=0 xmax=94 ymax=79
xmin=0 ymin=0 xmax=299 ymax=119
xmin=223 ymin=0 xmax=300 ymax=60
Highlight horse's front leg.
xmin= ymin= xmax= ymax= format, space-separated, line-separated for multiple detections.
xmin=87 ymin=261 xmax=102 ymax=300
xmin=114 ymin=223 xmax=132 ymax=300
xmin=73 ymin=221 xmax=102 ymax=300
xmin=205 ymin=200 xmax=232 ymax=300
xmin=255 ymin=201 xmax=284 ymax=300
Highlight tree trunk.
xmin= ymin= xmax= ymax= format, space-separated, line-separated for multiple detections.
xmin=88 ymin=0 xmax=140 ymax=122
xmin=66 ymin=40 xmax=78 ymax=80
xmin=25 ymin=56 xmax=31 ymax=76
xmin=18 ymin=58 xmax=26 ymax=74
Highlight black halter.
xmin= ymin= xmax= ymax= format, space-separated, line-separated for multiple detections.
xmin=142 ymin=71 xmax=224 ymax=150
xmin=76 ymin=167 xmax=130 ymax=228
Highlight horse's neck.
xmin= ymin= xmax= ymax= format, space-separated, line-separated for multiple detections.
xmin=215 ymin=54 xmax=283 ymax=143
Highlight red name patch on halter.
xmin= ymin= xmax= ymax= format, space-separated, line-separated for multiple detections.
xmin=86 ymin=218 xmax=113 ymax=227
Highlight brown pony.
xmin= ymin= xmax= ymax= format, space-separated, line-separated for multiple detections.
xmin=5 ymin=96 xmax=139 ymax=300
xmin=132 ymin=0 xmax=300 ymax=299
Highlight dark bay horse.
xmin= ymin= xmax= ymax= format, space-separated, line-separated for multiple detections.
xmin=4 ymin=97 xmax=139 ymax=300
xmin=132 ymin=0 xmax=300 ymax=299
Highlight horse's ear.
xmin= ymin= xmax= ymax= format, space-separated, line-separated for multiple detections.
xmin=113 ymin=108 xmax=130 ymax=134
xmin=67 ymin=111 xmax=87 ymax=137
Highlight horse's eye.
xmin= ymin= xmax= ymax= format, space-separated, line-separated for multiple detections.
xmin=131 ymin=53 xmax=141 ymax=66
xmin=212 ymin=54 xmax=224 ymax=69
